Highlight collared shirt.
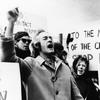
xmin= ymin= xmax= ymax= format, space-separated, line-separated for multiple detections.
xmin=35 ymin=55 xmax=62 ymax=70
xmin=35 ymin=55 xmax=62 ymax=82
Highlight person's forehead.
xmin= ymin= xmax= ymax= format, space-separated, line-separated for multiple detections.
xmin=21 ymin=36 xmax=31 ymax=39
xmin=39 ymin=32 xmax=53 ymax=38
xmin=78 ymin=60 xmax=85 ymax=64
xmin=21 ymin=36 xmax=29 ymax=38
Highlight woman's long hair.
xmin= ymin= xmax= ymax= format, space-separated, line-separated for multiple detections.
xmin=72 ymin=55 xmax=89 ymax=78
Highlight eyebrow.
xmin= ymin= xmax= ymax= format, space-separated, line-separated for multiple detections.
xmin=43 ymin=36 xmax=47 ymax=39
xmin=42 ymin=36 xmax=52 ymax=38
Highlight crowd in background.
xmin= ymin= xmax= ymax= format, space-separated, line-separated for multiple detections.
xmin=0 ymin=8 xmax=100 ymax=100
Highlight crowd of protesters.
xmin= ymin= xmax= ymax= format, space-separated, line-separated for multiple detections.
xmin=0 ymin=8 xmax=100 ymax=100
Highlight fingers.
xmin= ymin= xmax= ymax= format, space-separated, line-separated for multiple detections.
xmin=7 ymin=8 xmax=19 ymax=23
xmin=8 ymin=8 xmax=19 ymax=18
xmin=15 ymin=8 xmax=19 ymax=14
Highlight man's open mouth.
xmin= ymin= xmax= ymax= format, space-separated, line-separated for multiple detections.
xmin=47 ymin=44 xmax=53 ymax=48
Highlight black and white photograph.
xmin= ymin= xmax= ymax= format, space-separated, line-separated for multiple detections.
xmin=0 ymin=0 xmax=100 ymax=100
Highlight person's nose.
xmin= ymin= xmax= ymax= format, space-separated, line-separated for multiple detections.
xmin=79 ymin=65 xmax=83 ymax=69
xmin=48 ymin=37 xmax=52 ymax=42
xmin=25 ymin=41 xmax=29 ymax=45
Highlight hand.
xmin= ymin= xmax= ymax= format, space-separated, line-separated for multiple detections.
xmin=5 ymin=8 xmax=19 ymax=38
xmin=7 ymin=8 xmax=19 ymax=23
xmin=66 ymin=33 xmax=74 ymax=49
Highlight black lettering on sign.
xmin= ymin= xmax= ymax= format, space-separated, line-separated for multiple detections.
xmin=83 ymin=54 xmax=93 ymax=60
xmin=0 ymin=90 xmax=7 ymax=100
xmin=72 ymin=54 xmax=93 ymax=60
xmin=81 ymin=43 xmax=91 ymax=50
xmin=70 ymin=32 xmax=79 ymax=39
xmin=94 ymin=42 xmax=100 ymax=50
xmin=97 ymin=29 xmax=100 ymax=37
xmin=84 ymin=30 xmax=94 ymax=38
xmin=22 ymin=21 xmax=31 ymax=27
xmin=71 ymin=44 xmax=77 ymax=51
xmin=16 ymin=20 xmax=31 ymax=28
xmin=24 ymin=28 xmax=36 ymax=34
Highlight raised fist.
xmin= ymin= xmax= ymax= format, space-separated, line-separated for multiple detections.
xmin=66 ymin=33 xmax=74 ymax=50
xmin=7 ymin=8 xmax=19 ymax=23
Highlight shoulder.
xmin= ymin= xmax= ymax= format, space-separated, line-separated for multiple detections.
xmin=56 ymin=57 xmax=72 ymax=75
xmin=24 ymin=57 xmax=36 ymax=66
xmin=24 ymin=56 xmax=42 ymax=69
xmin=61 ymin=60 xmax=72 ymax=73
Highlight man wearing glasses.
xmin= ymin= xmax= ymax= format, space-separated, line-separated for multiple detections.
xmin=14 ymin=31 xmax=31 ymax=59
xmin=13 ymin=31 xmax=31 ymax=100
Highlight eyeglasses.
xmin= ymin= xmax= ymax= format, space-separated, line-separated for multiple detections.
xmin=20 ymin=38 xmax=31 ymax=44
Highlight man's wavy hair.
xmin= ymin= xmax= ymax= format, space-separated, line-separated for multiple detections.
xmin=31 ymin=29 xmax=45 ymax=57
xmin=34 ymin=29 xmax=45 ymax=51
xmin=72 ymin=55 xmax=89 ymax=77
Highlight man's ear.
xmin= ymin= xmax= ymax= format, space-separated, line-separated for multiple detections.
xmin=34 ymin=42 xmax=41 ymax=50
xmin=14 ymin=41 xmax=18 ymax=47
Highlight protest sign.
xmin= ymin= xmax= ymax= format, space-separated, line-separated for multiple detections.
xmin=62 ymin=22 xmax=100 ymax=87
xmin=0 ymin=62 xmax=21 ymax=100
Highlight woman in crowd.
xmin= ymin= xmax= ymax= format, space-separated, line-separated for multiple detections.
xmin=72 ymin=55 xmax=100 ymax=100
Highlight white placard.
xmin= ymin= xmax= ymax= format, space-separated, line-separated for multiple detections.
xmin=0 ymin=62 xmax=21 ymax=100
xmin=62 ymin=22 xmax=100 ymax=87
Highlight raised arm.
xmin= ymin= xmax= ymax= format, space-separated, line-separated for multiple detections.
xmin=0 ymin=9 xmax=31 ymax=81
xmin=0 ymin=8 xmax=19 ymax=62
xmin=5 ymin=8 xmax=19 ymax=38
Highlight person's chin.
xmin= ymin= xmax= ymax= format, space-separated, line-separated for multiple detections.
xmin=48 ymin=49 xmax=54 ymax=53
xmin=77 ymin=71 xmax=83 ymax=76
xmin=45 ymin=50 xmax=54 ymax=55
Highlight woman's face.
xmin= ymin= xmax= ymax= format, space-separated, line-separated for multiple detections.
xmin=76 ymin=60 xmax=87 ymax=76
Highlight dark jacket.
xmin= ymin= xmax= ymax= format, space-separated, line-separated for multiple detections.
xmin=15 ymin=47 xmax=31 ymax=59
xmin=15 ymin=47 xmax=31 ymax=100
xmin=72 ymin=71 xmax=100 ymax=100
